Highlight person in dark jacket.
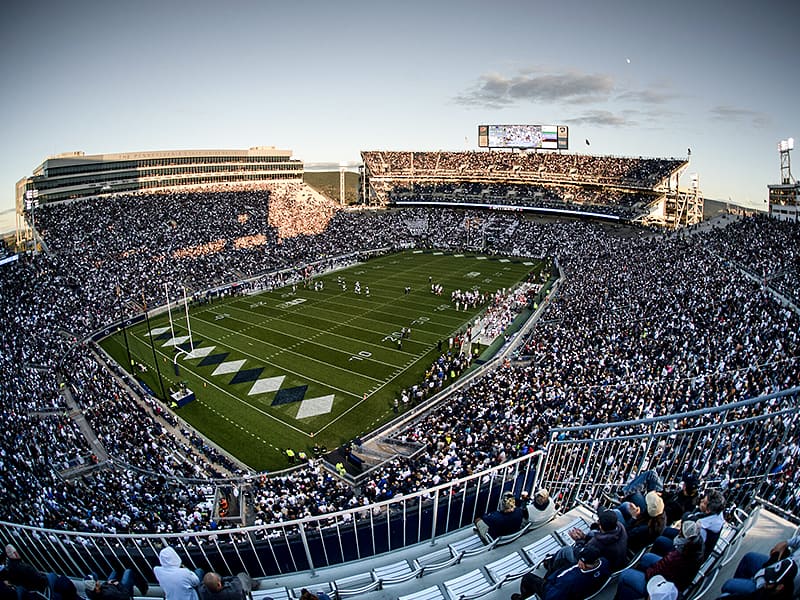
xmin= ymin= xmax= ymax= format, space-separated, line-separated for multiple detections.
xmin=198 ymin=572 xmax=255 ymax=600
xmin=614 ymin=521 xmax=704 ymax=600
xmin=49 ymin=575 xmax=78 ymax=600
xmin=719 ymin=535 xmax=800 ymax=600
xmin=517 ymin=546 xmax=611 ymax=600
xmin=547 ymin=510 xmax=629 ymax=574
xmin=625 ymin=491 xmax=667 ymax=553
xmin=718 ymin=558 xmax=798 ymax=600
xmin=474 ymin=491 xmax=524 ymax=543
xmin=1 ymin=545 xmax=47 ymax=595
xmin=662 ymin=472 xmax=701 ymax=525
xmin=85 ymin=574 xmax=133 ymax=600
xmin=0 ymin=581 xmax=16 ymax=600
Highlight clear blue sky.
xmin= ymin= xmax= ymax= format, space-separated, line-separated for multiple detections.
xmin=1 ymin=0 xmax=798 ymax=217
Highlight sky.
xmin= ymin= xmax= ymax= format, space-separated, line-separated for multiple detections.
xmin=1 ymin=0 xmax=799 ymax=226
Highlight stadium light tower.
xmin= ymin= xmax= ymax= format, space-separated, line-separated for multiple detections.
xmin=779 ymin=137 xmax=795 ymax=184
xmin=339 ymin=161 xmax=348 ymax=205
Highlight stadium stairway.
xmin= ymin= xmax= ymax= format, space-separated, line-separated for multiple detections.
xmin=354 ymin=440 xmax=415 ymax=463
xmin=323 ymin=436 xmax=417 ymax=478
xmin=323 ymin=447 xmax=365 ymax=477
xmin=58 ymin=372 xmax=110 ymax=473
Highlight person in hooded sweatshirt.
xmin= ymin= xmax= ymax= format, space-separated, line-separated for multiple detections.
xmin=153 ymin=546 xmax=201 ymax=600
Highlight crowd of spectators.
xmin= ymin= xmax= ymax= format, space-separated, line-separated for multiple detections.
xmin=363 ymin=150 xmax=683 ymax=219
xmin=1 ymin=179 xmax=798 ymax=537
xmin=362 ymin=150 xmax=684 ymax=188
xmin=398 ymin=350 xmax=472 ymax=410
xmin=471 ymin=283 xmax=539 ymax=341
xmin=389 ymin=181 xmax=654 ymax=219
xmin=692 ymin=213 xmax=800 ymax=307
xmin=266 ymin=182 xmax=338 ymax=238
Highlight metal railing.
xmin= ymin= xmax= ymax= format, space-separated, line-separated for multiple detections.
xmin=541 ymin=385 xmax=800 ymax=514
xmin=1 ymin=386 xmax=797 ymax=583
xmin=0 ymin=451 xmax=543 ymax=582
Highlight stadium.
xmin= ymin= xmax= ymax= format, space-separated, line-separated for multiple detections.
xmin=2 ymin=132 xmax=799 ymax=600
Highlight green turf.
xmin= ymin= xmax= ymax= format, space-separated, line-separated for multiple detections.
xmin=100 ymin=250 xmax=545 ymax=471
xmin=304 ymin=171 xmax=361 ymax=204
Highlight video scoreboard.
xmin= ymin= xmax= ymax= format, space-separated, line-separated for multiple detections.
xmin=478 ymin=124 xmax=569 ymax=150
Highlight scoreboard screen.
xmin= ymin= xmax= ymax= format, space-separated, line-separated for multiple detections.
xmin=478 ymin=124 xmax=568 ymax=150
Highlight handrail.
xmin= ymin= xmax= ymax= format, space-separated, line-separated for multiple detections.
xmin=1 ymin=386 xmax=798 ymax=581
xmin=550 ymin=385 xmax=800 ymax=437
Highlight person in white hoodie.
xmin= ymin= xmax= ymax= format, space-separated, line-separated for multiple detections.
xmin=153 ymin=546 xmax=201 ymax=600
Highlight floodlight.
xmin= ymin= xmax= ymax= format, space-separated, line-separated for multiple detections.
xmin=789 ymin=138 xmax=795 ymax=150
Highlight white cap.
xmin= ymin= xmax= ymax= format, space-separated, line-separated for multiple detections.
xmin=647 ymin=576 xmax=678 ymax=600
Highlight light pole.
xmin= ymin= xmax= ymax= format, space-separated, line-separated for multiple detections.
xmin=25 ymin=189 xmax=39 ymax=253
xmin=116 ymin=280 xmax=134 ymax=370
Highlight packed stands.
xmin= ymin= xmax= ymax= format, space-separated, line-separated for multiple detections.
xmin=693 ymin=213 xmax=800 ymax=306
xmin=1 ymin=182 xmax=798 ymax=551
xmin=361 ymin=151 xmax=686 ymax=219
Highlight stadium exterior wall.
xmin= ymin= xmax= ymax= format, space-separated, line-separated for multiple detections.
xmin=16 ymin=147 xmax=303 ymax=208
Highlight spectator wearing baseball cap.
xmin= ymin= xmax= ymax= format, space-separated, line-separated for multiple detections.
xmin=763 ymin=560 xmax=798 ymax=597
xmin=626 ymin=491 xmax=667 ymax=553
xmin=720 ymin=533 xmax=800 ymax=600
xmin=647 ymin=576 xmax=678 ymax=600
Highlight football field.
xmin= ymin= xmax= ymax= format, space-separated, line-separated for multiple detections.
xmin=100 ymin=250 xmax=543 ymax=471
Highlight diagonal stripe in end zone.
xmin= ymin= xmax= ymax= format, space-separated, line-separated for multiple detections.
xmin=272 ymin=385 xmax=308 ymax=406
xmin=184 ymin=346 xmax=215 ymax=359
xmin=248 ymin=376 xmax=285 ymax=395
xmin=212 ymin=359 xmax=246 ymax=376
xmin=296 ymin=394 xmax=335 ymax=419
xmin=162 ymin=335 xmax=191 ymax=347
xmin=230 ymin=367 xmax=264 ymax=385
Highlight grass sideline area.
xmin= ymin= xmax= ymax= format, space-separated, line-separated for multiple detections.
xmin=100 ymin=250 xmax=544 ymax=471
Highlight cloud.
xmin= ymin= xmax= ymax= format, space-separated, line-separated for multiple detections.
xmin=621 ymin=105 xmax=682 ymax=123
xmin=616 ymin=89 xmax=680 ymax=104
xmin=453 ymin=67 xmax=685 ymax=129
xmin=709 ymin=105 xmax=770 ymax=127
xmin=564 ymin=110 xmax=633 ymax=127
xmin=454 ymin=69 xmax=614 ymax=107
